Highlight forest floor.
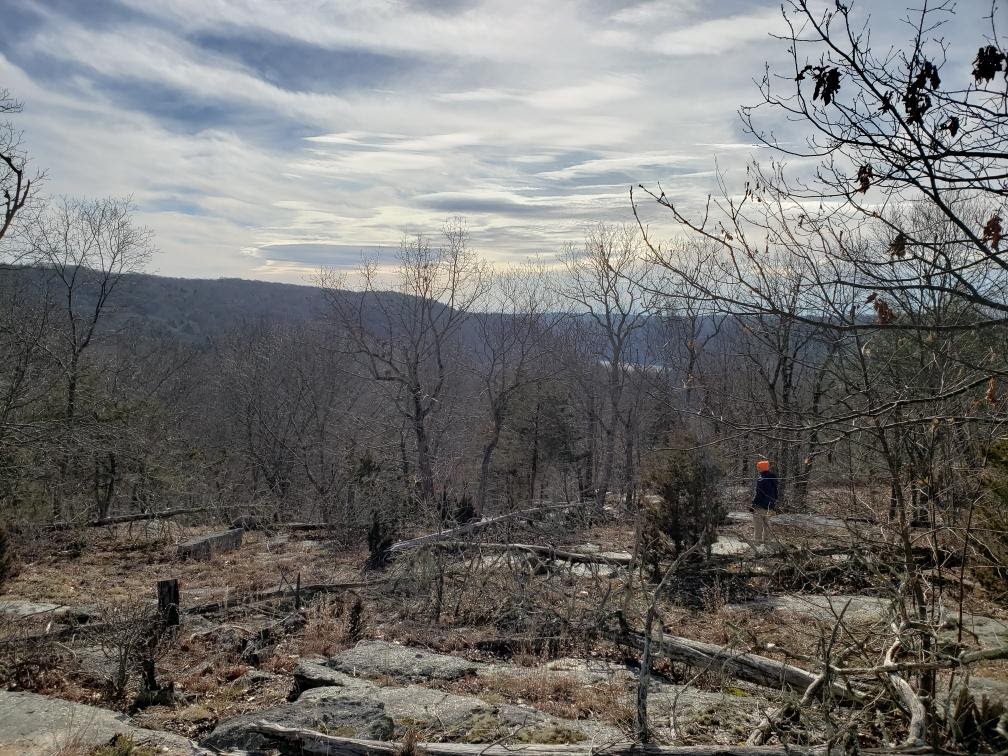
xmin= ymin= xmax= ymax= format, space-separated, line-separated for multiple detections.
xmin=0 ymin=505 xmax=1006 ymax=754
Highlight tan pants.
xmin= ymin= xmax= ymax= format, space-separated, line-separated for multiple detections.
xmin=753 ymin=508 xmax=771 ymax=544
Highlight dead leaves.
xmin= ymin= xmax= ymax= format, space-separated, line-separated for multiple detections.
xmin=856 ymin=164 xmax=873 ymax=193
xmin=866 ymin=293 xmax=897 ymax=325
xmin=939 ymin=116 xmax=960 ymax=139
xmin=889 ymin=231 xmax=908 ymax=259
xmin=903 ymin=60 xmax=941 ymax=125
xmin=973 ymin=45 xmax=1006 ymax=84
xmin=799 ymin=65 xmax=841 ymax=105
xmin=982 ymin=214 xmax=1003 ymax=251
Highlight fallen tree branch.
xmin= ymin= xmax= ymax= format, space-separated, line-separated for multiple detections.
xmin=885 ymin=638 xmax=927 ymax=749
xmin=250 ymin=721 xmax=941 ymax=755
xmin=436 ymin=541 xmax=633 ymax=566
xmin=607 ymin=620 xmax=861 ymax=702
xmin=747 ymin=670 xmax=828 ymax=745
xmin=49 ymin=506 xmax=214 ymax=531
xmin=388 ymin=503 xmax=582 ymax=553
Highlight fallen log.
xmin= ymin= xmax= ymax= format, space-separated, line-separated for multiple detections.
xmin=608 ymin=624 xmax=861 ymax=702
xmin=389 ymin=502 xmax=582 ymax=553
xmin=177 ymin=528 xmax=243 ymax=561
xmin=250 ymin=721 xmax=940 ymax=755
xmin=49 ymin=506 xmax=213 ymax=531
xmin=437 ymin=541 xmax=634 ymax=566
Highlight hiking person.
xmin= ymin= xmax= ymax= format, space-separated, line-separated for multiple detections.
xmin=752 ymin=459 xmax=778 ymax=545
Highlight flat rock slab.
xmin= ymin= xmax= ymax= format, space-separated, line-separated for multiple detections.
xmin=729 ymin=594 xmax=895 ymax=624
xmin=727 ymin=511 xmax=853 ymax=530
xmin=294 ymin=644 xmax=767 ymax=744
xmin=293 ymin=656 xmax=353 ymax=695
xmin=177 ymin=528 xmax=243 ymax=561
xmin=0 ymin=597 xmax=66 ymax=617
xmin=711 ymin=535 xmax=747 ymax=556
xmin=730 ymin=595 xmax=1008 ymax=648
xmin=0 ymin=690 xmax=195 ymax=755
xmin=957 ymin=614 xmax=1008 ymax=648
xmin=961 ymin=676 xmax=1008 ymax=706
xmin=330 ymin=639 xmax=485 ymax=682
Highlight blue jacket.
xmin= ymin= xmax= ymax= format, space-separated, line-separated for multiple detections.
xmin=753 ymin=471 xmax=779 ymax=510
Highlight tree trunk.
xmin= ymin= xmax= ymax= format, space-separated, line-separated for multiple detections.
xmin=475 ymin=410 xmax=503 ymax=518
xmin=410 ymin=388 xmax=436 ymax=507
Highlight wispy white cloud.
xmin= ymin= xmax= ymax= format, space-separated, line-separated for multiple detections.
xmin=0 ymin=0 xmax=818 ymax=280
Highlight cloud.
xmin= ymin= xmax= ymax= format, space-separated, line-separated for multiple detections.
xmin=651 ymin=8 xmax=785 ymax=56
xmin=0 ymin=0 xmax=879 ymax=282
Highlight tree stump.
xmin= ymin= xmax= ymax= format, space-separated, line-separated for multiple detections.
xmin=157 ymin=578 xmax=180 ymax=628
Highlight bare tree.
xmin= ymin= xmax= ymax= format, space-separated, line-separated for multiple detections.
xmin=0 ymin=90 xmax=33 ymax=245
xmin=740 ymin=0 xmax=1008 ymax=324
xmin=20 ymin=197 xmax=153 ymax=519
xmin=561 ymin=223 xmax=658 ymax=509
xmin=322 ymin=220 xmax=488 ymax=510
xmin=471 ymin=262 xmax=564 ymax=517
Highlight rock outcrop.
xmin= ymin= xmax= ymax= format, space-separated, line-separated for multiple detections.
xmin=0 ymin=690 xmax=196 ymax=755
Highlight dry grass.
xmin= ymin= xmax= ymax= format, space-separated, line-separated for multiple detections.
xmin=451 ymin=668 xmax=634 ymax=725
xmin=295 ymin=595 xmax=369 ymax=657
xmin=3 ymin=525 xmax=364 ymax=610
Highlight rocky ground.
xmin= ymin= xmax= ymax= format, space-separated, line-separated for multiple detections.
xmin=0 ymin=511 xmax=1005 ymax=754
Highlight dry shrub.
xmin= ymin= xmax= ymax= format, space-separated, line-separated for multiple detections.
xmin=298 ymin=594 xmax=369 ymax=656
xmin=92 ymin=599 xmax=175 ymax=705
xmin=0 ymin=635 xmax=72 ymax=693
xmin=700 ymin=576 xmax=726 ymax=613
xmin=396 ymin=729 xmax=425 ymax=756
xmin=298 ymin=597 xmax=345 ymax=656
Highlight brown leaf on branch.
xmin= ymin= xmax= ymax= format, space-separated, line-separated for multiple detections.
xmin=856 ymin=164 xmax=873 ymax=193
xmin=873 ymin=297 xmax=896 ymax=325
xmin=973 ymin=45 xmax=1006 ymax=84
xmin=981 ymin=213 xmax=1003 ymax=251
xmin=799 ymin=65 xmax=841 ymax=105
xmin=939 ymin=116 xmax=960 ymax=138
xmin=889 ymin=232 xmax=907 ymax=258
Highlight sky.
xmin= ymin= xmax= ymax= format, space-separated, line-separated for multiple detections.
xmin=0 ymin=0 xmax=985 ymax=282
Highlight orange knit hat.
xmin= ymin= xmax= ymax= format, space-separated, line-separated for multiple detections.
xmin=756 ymin=460 xmax=771 ymax=472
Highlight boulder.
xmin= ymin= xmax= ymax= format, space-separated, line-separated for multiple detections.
xmin=296 ymin=682 xmax=604 ymax=744
xmin=177 ymin=529 xmax=243 ymax=561
xmin=0 ymin=690 xmax=195 ymax=755
xmin=291 ymin=656 xmax=355 ymax=697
